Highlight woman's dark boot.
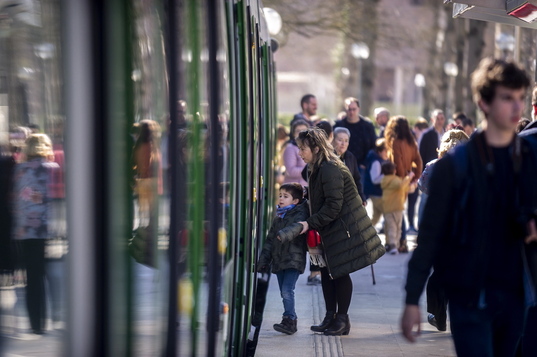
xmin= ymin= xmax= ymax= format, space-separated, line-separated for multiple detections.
xmin=311 ymin=311 xmax=335 ymax=332
xmin=323 ymin=314 xmax=350 ymax=336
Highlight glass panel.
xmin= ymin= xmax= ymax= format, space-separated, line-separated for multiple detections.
xmin=129 ymin=0 xmax=170 ymax=355
xmin=0 ymin=0 xmax=65 ymax=355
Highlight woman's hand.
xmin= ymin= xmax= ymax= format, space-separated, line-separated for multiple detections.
xmin=298 ymin=221 xmax=309 ymax=234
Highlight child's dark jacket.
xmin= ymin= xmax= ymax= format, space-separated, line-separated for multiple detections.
xmin=257 ymin=199 xmax=309 ymax=274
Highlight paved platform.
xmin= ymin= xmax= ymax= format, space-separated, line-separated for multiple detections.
xmin=255 ymin=234 xmax=456 ymax=357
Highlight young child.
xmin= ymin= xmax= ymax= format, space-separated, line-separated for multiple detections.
xmin=380 ymin=161 xmax=414 ymax=255
xmin=257 ymin=183 xmax=309 ymax=335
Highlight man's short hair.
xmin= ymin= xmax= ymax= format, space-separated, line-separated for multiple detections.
xmin=461 ymin=117 xmax=474 ymax=128
xmin=300 ymin=94 xmax=315 ymax=108
xmin=280 ymin=183 xmax=304 ymax=201
xmin=471 ymin=57 xmax=530 ymax=104
xmin=431 ymin=109 xmax=444 ymax=119
xmin=452 ymin=112 xmax=467 ymax=121
xmin=344 ymin=97 xmax=360 ymax=110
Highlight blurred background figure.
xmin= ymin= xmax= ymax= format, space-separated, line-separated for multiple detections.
xmin=282 ymin=119 xmax=309 ymax=187
xmin=291 ymin=94 xmax=317 ymax=127
xmin=384 ymin=116 xmax=422 ymax=252
xmin=133 ymin=119 xmax=162 ymax=228
xmin=12 ymin=134 xmax=60 ymax=335
xmin=332 ymin=127 xmax=366 ymax=204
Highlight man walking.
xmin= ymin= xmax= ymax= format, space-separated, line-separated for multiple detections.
xmin=334 ymin=97 xmax=377 ymax=171
xmin=401 ymin=58 xmax=537 ymax=357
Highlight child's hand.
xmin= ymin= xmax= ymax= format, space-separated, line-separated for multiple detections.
xmin=408 ymin=171 xmax=415 ymax=179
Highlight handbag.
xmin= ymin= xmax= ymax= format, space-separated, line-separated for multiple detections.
xmin=307 ymin=229 xmax=321 ymax=248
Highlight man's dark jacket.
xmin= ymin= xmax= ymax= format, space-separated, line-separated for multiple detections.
xmin=406 ymin=132 xmax=537 ymax=307
xmin=419 ymin=127 xmax=440 ymax=166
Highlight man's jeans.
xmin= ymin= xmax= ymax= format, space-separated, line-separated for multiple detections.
xmin=275 ymin=269 xmax=300 ymax=320
xmin=449 ymin=290 xmax=525 ymax=357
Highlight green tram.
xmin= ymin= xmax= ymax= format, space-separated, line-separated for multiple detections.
xmin=0 ymin=0 xmax=277 ymax=356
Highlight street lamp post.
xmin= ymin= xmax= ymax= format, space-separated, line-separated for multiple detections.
xmin=444 ymin=62 xmax=458 ymax=120
xmin=414 ymin=73 xmax=425 ymax=118
xmin=495 ymin=32 xmax=515 ymax=60
xmin=351 ymin=42 xmax=370 ymax=100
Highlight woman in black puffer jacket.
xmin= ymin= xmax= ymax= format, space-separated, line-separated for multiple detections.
xmin=296 ymin=128 xmax=385 ymax=336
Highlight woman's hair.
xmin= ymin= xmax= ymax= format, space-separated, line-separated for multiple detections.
xmin=437 ymin=129 xmax=469 ymax=158
xmin=290 ymin=119 xmax=309 ymax=140
xmin=333 ymin=127 xmax=350 ymax=139
xmin=384 ymin=115 xmax=416 ymax=149
xmin=373 ymin=138 xmax=386 ymax=154
xmin=296 ymin=127 xmax=340 ymax=169
xmin=516 ymin=118 xmax=531 ymax=134
xmin=25 ymin=133 xmax=53 ymax=160
xmin=135 ymin=119 xmax=161 ymax=145
xmin=277 ymin=124 xmax=289 ymax=141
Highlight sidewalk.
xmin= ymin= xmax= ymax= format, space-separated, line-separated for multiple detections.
xmin=255 ymin=234 xmax=456 ymax=357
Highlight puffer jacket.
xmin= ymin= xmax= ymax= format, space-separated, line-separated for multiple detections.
xmin=306 ymin=160 xmax=385 ymax=279
xmin=257 ymin=199 xmax=309 ymax=274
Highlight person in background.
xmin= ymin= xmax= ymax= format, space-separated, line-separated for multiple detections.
xmin=417 ymin=129 xmax=469 ymax=333
xmin=374 ymin=107 xmax=390 ymax=138
xmin=275 ymin=124 xmax=289 ymax=186
xmin=332 ymin=127 xmax=366 ymax=204
xmin=282 ymin=119 xmax=309 ymax=187
xmin=133 ymin=119 xmax=163 ymax=228
xmin=452 ymin=112 xmax=467 ymax=127
xmin=315 ymin=120 xmax=334 ymax=142
xmin=461 ymin=117 xmax=476 ymax=138
xmin=364 ymin=138 xmax=388 ymax=228
xmin=333 ymin=97 xmax=377 ymax=175
xmin=290 ymin=94 xmax=317 ymax=127
xmin=380 ymin=161 xmax=414 ymax=254
xmin=13 ymin=134 xmax=60 ymax=335
xmin=419 ymin=109 xmax=446 ymax=166
xmin=413 ymin=118 xmax=429 ymax=147
xmin=384 ymin=116 xmax=422 ymax=251
xmin=401 ymin=57 xmax=537 ymax=356
xmin=296 ymin=127 xmax=385 ymax=336
xmin=257 ymin=183 xmax=309 ymax=335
